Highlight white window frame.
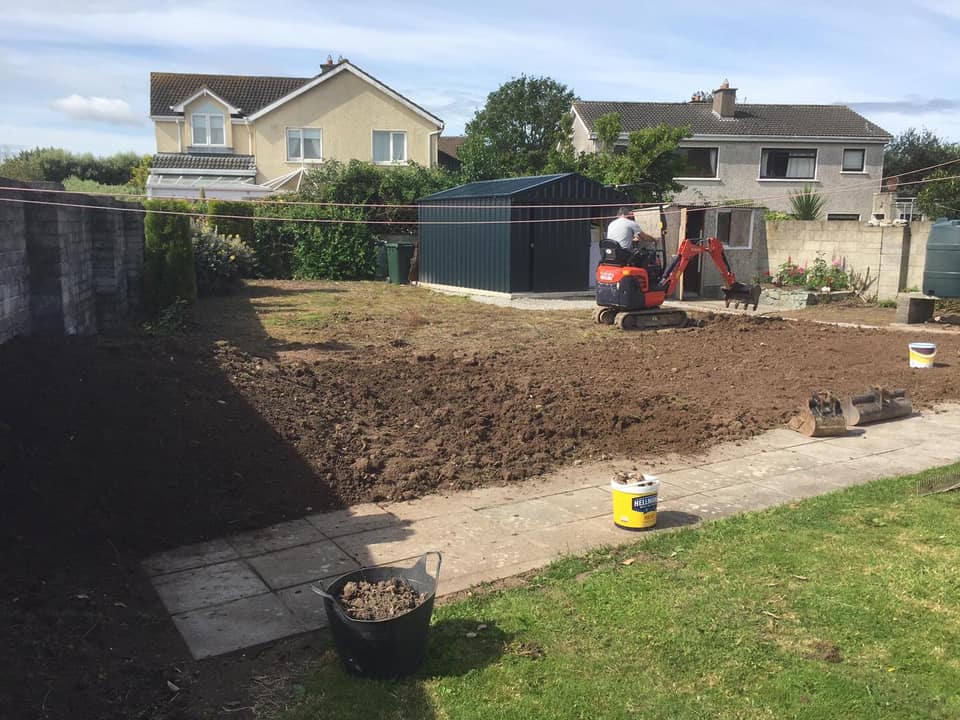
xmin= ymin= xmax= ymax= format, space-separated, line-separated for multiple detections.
xmin=285 ymin=127 xmax=323 ymax=163
xmin=675 ymin=146 xmax=720 ymax=180
xmin=841 ymin=148 xmax=866 ymax=173
xmin=192 ymin=112 xmax=225 ymax=146
xmin=758 ymin=147 xmax=818 ymax=181
xmin=715 ymin=208 xmax=755 ymax=251
xmin=372 ymin=130 xmax=407 ymax=164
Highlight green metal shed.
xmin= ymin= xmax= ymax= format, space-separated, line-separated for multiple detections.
xmin=418 ymin=173 xmax=629 ymax=294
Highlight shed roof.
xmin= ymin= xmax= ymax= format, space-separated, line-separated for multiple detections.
xmin=420 ymin=173 xmax=585 ymax=201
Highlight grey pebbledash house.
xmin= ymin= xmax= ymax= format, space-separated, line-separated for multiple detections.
xmin=570 ymin=82 xmax=893 ymax=222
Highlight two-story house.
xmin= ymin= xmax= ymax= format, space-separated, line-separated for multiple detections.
xmin=148 ymin=58 xmax=444 ymax=199
xmin=570 ymin=82 xmax=892 ymax=221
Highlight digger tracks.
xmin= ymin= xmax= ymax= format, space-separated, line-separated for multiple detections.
xmin=614 ymin=309 xmax=688 ymax=331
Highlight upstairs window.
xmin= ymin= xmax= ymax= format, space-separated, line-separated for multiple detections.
xmin=192 ymin=113 xmax=225 ymax=146
xmin=760 ymin=148 xmax=816 ymax=179
xmin=373 ymin=131 xmax=406 ymax=163
xmin=842 ymin=148 xmax=866 ymax=172
xmin=286 ymin=128 xmax=322 ymax=161
xmin=676 ymin=147 xmax=719 ymax=178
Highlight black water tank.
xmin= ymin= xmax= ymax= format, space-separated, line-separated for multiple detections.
xmin=923 ymin=220 xmax=960 ymax=297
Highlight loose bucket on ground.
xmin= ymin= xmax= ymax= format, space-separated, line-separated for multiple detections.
xmin=311 ymin=551 xmax=441 ymax=679
xmin=909 ymin=342 xmax=937 ymax=368
xmin=611 ymin=475 xmax=659 ymax=530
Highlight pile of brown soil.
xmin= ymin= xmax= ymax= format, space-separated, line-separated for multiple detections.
xmin=339 ymin=578 xmax=426 ymax=621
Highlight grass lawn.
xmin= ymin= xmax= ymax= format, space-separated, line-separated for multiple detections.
xmin=283 ymin=466 xmax=960 ymax=720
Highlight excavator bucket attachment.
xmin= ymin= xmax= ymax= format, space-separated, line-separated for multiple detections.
xmin=722 ymin=282 xmax=762 ymax=310
xmin=787 ymin=391 xmax=847 ymax=437
xmin=840 ymin=387 xmax=912 ymax=427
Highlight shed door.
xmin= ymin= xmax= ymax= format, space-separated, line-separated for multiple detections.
xmin=530 ymin=216 xmax=591 ymax=293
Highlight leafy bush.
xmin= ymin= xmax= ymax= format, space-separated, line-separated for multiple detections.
xmin=191 ymin=222 xmax=257 ymax=295
xmin=775 ymin=253 xmax=852 ymax=291
xmin=144 ymin=199 xmax=197 ymax=314
xmin=252 ymin=160 xmax=458 ymax=278
xmin=207 ymin=200 xmax=255 ymax=245
xmin=291 ymin=207 xmax=377 ymax=280
xmin=775 ymin=257 xmax=807 ymax=286
xmin=764 ymin=210 xmax=793 ymax=221
xmin=788 ymin=186 xmax=826 ymax=220
xmin=805 ymin=252 xmax=851 ymax=290
xmin=62 ymin=175 xmax=138 ymax=198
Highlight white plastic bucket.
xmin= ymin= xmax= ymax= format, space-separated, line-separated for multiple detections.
xmin=909 ymin=342 xmax=937 ymax=369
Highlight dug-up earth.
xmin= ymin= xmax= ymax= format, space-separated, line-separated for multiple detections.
xmin=3 ymin=279 xmax=960 ymax=719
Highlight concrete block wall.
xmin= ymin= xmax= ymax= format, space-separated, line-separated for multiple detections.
xmin=764 ymin=221 xmax=915 ymax=301
xmin=0 ymin=178 xmax=144 ymax=343
xmin=0 ymin=194 xmax=30 ymax=341
xmin=904 ymin=221 xmax=934 ymax=292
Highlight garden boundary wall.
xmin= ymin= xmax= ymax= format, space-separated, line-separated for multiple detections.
xmin=0 ymin=177 xmax=144 ymax=343
xmin=764 ymin=220 xmax=934 ymax=301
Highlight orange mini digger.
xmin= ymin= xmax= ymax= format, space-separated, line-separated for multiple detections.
xmin=593 ymin=234 xmax=762 ymax=330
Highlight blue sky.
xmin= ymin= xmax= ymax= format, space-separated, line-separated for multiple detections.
xmin=1 ymin=0 xmax=959 ymax=157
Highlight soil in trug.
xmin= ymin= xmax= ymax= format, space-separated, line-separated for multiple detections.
xmin=339 ymin=578 xmax=426 ymax=621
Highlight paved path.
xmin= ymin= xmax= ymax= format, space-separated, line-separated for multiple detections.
xmin=143 ymin=405 xmax=960 ymax=659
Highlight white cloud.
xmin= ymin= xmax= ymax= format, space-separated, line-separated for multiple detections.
xmin=51 ymin=95 xmax=142 ymax=126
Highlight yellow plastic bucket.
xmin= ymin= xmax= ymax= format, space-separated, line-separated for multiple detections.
xmin=611 ymin=475 xmax=659 ymax=530
xmin=908 ymin=342 xmax=937 ymax=369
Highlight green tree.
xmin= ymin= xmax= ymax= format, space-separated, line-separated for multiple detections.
xmin=578 ymin=124 xmax=691 ymax=202
xmin=593 ymin=112 xmax=622 ymax=155
xmin=884 ymin=128 xmax=960 ymax=187
xmin=459 ymin=75 xmax=577 ymax=180
xmin=916 ymin=169 xmax=960 ymax=219
xmin=0 ymin=147 xmax=144 ymax=185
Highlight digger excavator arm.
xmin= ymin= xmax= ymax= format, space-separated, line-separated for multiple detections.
xmin=657 ymin=236 xmax=762 ymax=310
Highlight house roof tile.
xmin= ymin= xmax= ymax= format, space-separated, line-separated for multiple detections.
xmin=438 ymin=135 xmax=465 ymax=159
xmin=150 ymin=72 xmax=311 ymax=117
xmin=573 ymin=101 xmax=892 ymax=140
xmin=152 ymin=153 xmax=257 ymax=172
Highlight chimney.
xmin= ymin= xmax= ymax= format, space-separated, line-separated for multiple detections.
xmin=321 ymin=54 xmax=336 ymax=73
xmin=712 ymin=79 xmax=737 ymax=119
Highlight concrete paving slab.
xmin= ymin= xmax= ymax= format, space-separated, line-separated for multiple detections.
xmin=660 ymin=493 xmax=728 ymax=522
xmin=518 ymin=486 xmax=611 ymax=518
xmin=277 ymin=583 xmax=329 ymax=631
xmin=247 ymin=540 xmax=359 ymax=590
xmin=652 ymin=466 xmax=741 ymax=494
xmin=228 ymin=518 xmax=326 ymax=557
xmin=153 ymin=561 xmax=268 ymax=614
xmin=699 ymin=482 xmax=795 ymax=516
xmin=517 ymin=516 xmax=628 ymax=559
xmin=142 ymin=539 xmax=239 ymax=577
xmin=791 ymin=438 xmax=888 ymax=462
xmin=736 ymin=428 xmax=822 ymax=451
xmin=456 ymin=481 xmax=562 ymax=510
xmin=476 ymin=496 xmax=583 ymax=532
xmin=305 ymin=503 xmax=400 ymax=538
xmin=380 ymin=494 xmax=475 ymax=522
xmin=333 ymin=512 xmax=505 ymax=567
xmin=173 ymin=593 xmax=304 ymax=659
xmin=703 ymin=449 xmax=826 ymax=482
xmin=755 ymin=469 xmax=851 ymax=501
xmin=439 ymin=539 xmax=556 ymax=582
xmin=873 ymin=447 xmax=958 ymax=475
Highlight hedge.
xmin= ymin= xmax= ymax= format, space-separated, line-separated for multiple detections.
xmin=143 ymin=199 xmax=198 ymax=314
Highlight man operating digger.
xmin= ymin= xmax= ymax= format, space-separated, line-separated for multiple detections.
xmin=606 ymin=207 xmax=658 ymax=255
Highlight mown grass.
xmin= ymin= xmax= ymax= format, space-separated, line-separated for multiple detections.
xmin=283 ymin=465 xmax=960 ymax=720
